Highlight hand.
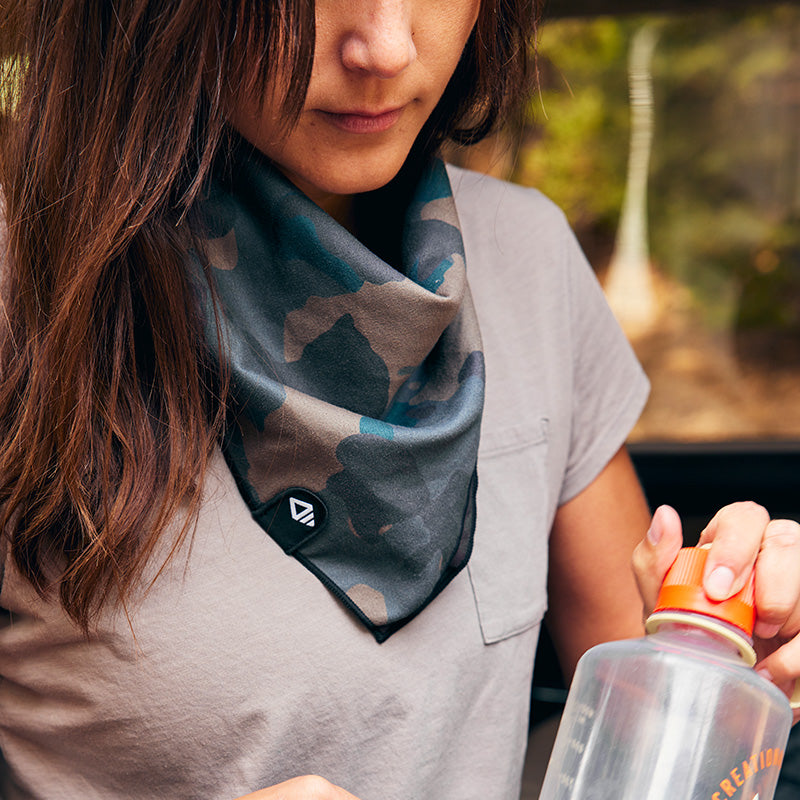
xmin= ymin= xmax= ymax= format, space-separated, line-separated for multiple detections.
xmin=633 ymin=502 xmax=800 ymax=720
xmin=233 ymin=775 xmax=364 ymax=800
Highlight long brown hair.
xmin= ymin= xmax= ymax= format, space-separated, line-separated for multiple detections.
xmin=0 ymin=0 xmax=539 ymax=631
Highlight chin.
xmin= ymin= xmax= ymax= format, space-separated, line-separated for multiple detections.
xmin=319 ymin=161 xmax=409 ymax=196
xmin=303 ymin=139 xmax=420 ymax=190
xmin=335 ymin=174 xmax=400 ymax=196
xmin=296 ymin=175 xmax=389 ymax=202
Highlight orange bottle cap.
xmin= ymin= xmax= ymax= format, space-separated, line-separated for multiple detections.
xmin=652 ymin=546 xmax=755 ymax=636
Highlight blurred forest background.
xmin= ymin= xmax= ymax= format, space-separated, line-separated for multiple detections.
xmin=451 ymin=4 xmax=800 ymax=441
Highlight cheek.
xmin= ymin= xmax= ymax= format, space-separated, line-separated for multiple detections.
xmin=222 ymin=75 xmax=290 ymax=159
xmin=423 ymin=0 xmax=481 ymax=74
xmin=468 ymin=0 xmax=482 ymax=29
xmin=458 ymin=0 xmax=482 ymax=40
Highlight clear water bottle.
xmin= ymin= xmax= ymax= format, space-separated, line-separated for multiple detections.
xmin=538 ymin=546 xmax=792 ymax=800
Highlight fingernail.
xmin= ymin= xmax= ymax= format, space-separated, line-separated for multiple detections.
xmin=705 ymin=565 xmax=735 ymax=599
xmin=755 ymin=621 xmax=782 ymax=639
xmin=647 ymin=510 xmax=664 ymax=546
xmin=756 ymin=667 xmax=799 ymax=706
xmin=790 ymin=678 xmax=800 ymax=709
xmin=756 ymin=666 xmax=773 ymax=683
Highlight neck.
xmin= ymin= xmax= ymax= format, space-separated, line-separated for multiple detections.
xmin=276 ymin=168 xmax=357 ymax=231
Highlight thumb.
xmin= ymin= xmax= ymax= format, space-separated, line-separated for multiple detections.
xmin=632 ymin=504 xmax=684 ymax=615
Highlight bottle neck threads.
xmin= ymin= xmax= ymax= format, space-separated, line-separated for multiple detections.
xmin=645 ymin=609 xmax=757 ymax=666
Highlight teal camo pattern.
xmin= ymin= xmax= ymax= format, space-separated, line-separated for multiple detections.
xmin=195 ymin=141 xmax=485 ymax=641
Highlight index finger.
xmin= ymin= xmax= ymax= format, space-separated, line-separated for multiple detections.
xmin=698 ymin=501 xmax=770 ymax=601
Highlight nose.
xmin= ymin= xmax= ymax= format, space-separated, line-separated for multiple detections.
xmin=340 ymin=1 xmax=417 ymax=79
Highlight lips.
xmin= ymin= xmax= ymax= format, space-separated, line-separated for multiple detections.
xmin=316 ymin=106 xmax=404 ymax=134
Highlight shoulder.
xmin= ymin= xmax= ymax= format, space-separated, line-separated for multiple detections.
xmin=445 ymin=163 xmax=581 ymax=296
xmin=445 ymin=163 xmax=572 ymax=249
xmin=445 ymin=164 xmax=589 ymax=310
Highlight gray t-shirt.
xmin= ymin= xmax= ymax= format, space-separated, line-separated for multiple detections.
xmin=0 ymin=167 xmax=649 ymax=800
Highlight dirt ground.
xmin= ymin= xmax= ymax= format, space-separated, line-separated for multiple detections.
xmin=610 ymin=268 xmax=800 ymax=443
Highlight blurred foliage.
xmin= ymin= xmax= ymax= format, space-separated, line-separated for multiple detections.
xmin=650 ymin=5 xmax=800 ymax=336
xmin=0 ymin=55 xmax=24 ymax=116
xmin=514 ymin=17 xmax=635 ymax=238
xmin=515 ymin=5 xmax=800 ymax=339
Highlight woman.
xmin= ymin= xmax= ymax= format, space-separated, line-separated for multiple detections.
xmin=1 ymin=2 xmax=799 ymax=799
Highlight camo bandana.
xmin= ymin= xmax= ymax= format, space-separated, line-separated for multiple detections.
xmin=196 ymin=145 xmax=484 ymax=642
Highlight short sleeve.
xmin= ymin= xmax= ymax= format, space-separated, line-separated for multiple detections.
xmin=447 ymin=163 xmax=649 ymax=514
xmin=558 ymin=225 xmax=650 ymax=504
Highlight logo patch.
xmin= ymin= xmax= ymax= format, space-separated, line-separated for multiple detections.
xmin=289 ymin=496 xmax=316 ymax=527
xmin=254 ymin=488 xmax=328 ymax=554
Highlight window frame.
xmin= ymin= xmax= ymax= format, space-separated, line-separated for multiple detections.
xmin=546 ymin=0 xmax=799 ymax=18
xmin=531 ymin=0 xmax=800 ymax=726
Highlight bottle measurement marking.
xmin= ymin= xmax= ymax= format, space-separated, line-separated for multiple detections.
xmin=574 ymin=701 xmax=595 ymax=723
xmin=567 ymin=737 xmax=585 ymax=754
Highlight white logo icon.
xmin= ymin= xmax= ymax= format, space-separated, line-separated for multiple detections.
xmin=289 ymin=497 xmax=315 ymax=527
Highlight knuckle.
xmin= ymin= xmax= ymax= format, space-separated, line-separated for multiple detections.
xmin=764 ymin=518 xmax=800 ymax=550
xmin=722 ymin=500 xmax=769 ymax=523
xmin=296 ymin=775 xmax=334 ymax=798
xmin=757 ymin=598 xmax=794 ymax=623
xmin=767 ymin=644 xmax=797 ymax=679
xmin=631 ymin=540 xmax=647 ymax=573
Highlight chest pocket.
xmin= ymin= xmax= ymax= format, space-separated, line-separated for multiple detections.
xmin=468 ymin=419 xmax=550 ymax=644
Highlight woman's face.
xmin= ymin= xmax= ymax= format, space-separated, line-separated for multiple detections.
xmin=227 ymin=0 xmax=481 ymax=218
